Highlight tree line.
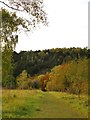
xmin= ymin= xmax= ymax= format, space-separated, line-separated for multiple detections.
xmin=13 ymin=47 xmax=88 ymax=78
xmin=3 ymin=47 xmax=88 ymax=92
xmin=15 ymin=58 xmax=88 ymax=95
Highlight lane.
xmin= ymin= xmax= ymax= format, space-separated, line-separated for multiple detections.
xmin=31 ymin=92 xmax=84 ymax=118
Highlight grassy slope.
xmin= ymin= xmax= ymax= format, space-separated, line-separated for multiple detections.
xmin=2 ymin=90 xmax=88 ymax=118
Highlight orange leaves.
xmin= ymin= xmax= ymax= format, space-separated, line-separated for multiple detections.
xmin=47 ymin=59 xmax=88 ymax=94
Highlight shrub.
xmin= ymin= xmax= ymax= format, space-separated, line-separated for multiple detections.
xmin=31 ymin=79 xmax=41 ymax=89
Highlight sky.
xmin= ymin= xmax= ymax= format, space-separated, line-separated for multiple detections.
xmin=15 ymin=0 xmax=88 ymax=52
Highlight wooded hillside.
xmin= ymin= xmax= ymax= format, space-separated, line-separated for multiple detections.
xmin=2 ymin=47 xmax=88 ymax=94
xmin=13 ymin=47 xmax=88 ymax=77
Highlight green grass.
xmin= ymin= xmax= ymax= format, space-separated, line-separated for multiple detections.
xmin=2 ymin=90 xmax=44 ymax=118
xmin=0 ymin=90 xmax=2 ymax=119
xmin=0 ymin=62 xmax=2 ymax=82
xmin=49 ymin=92 xmax=88 ymax=117
xmin=2 ymin=90 xmax=88 ymax=118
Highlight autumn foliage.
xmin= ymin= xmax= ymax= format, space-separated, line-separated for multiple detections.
xmin=16 ymin=58 xmax=88 ymax=95
xmin=47 ymin=59 xmax=88 ymax=94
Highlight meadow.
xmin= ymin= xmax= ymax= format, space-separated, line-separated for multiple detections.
xmin=2 ymin=89 xmax=88 ymax=118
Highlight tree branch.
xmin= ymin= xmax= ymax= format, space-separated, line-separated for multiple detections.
xmin=0 ymin=1 xmax=23 ymax=11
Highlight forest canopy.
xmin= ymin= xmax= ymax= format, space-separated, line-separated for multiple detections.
xmin=9 ymin=47 xmax=88 ymax=94
xmin=13 ymin=47 xmax=88 ymax=77
xmin=13 ymin=48 xmax=88 ymax=95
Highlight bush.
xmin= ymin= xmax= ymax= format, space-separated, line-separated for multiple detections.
xmin=46 ymin=59 xmax=88 ymax=94
xmin=31 ymin=79 xmax=41 ymax=89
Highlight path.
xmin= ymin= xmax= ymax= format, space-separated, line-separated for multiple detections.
xmin=31 ymin=92 xmax=84 ymax=118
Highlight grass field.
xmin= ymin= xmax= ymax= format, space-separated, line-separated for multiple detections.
xmin=2 ymin=90 xmax=88 ymax=118
xmin=0 ymin=88 xmax=1 ymax=118
xmin=0 ymin=58 xmax=2 ymax=119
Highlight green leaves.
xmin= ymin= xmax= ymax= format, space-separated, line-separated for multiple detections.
xmin=0 ymin=0 xmax=48 ymax=89
xmin=1 ymin=9 xmax=28 ymax=50
xmin=0 ymin=0 xmax=48 ymax=28
xmin=16 ymin=70 xmax=29 ymax=89
xmin=1 ymin=9 xmax=26 ymax=88
xmin=2 ymin=49 xmax=16 ymax=88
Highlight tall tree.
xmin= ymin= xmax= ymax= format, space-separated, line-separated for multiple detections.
xmin=1 ymin=9 xmax=27 ymax=88
xmin=0 ymin=0 xmax=47 ymax=88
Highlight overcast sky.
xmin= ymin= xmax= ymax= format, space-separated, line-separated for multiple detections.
xmin=15 ymin=0 xmax=88 ymax=52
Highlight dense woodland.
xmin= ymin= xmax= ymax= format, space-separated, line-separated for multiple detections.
xmin=2 ymin=47 xmax=88 ymax=95
xmin=13 ymin=47 xmax=88 ymax=77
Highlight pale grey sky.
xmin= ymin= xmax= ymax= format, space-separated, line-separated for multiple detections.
xmin=15 ymin=0 xmax=88 ymax=52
